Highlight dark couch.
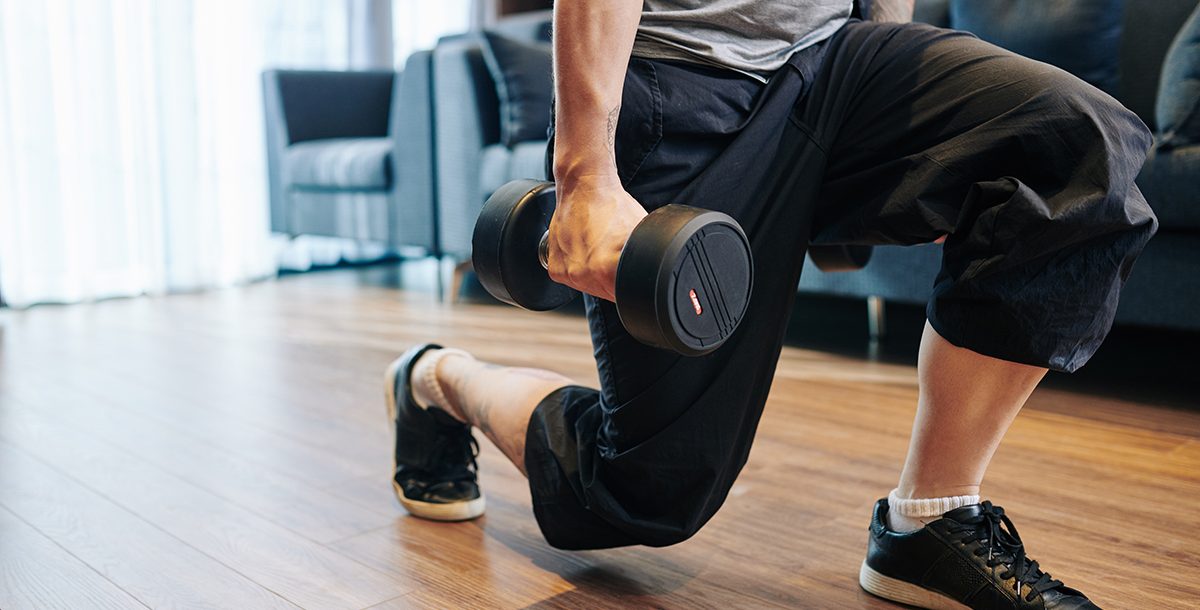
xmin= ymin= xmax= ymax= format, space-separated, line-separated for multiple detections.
xmin=420 ymin=2 xmax=1199 ymax=332
xmin=798 ymin=0 xmax=1200 ymax=333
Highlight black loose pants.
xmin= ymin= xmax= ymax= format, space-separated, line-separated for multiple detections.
xmin=525 ymin=20 xmax=1157 ymax=550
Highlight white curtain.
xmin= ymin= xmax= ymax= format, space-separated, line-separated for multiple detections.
xmin=393 ymin=2 xmax=477 ymax=62
xmin=0 ymin=0 xmax=471 ymax=308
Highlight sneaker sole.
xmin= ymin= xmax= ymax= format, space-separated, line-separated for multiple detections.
xmin=385 ymin=355 xmax=486 ymax=522
xmin=859 ymin=561 xmax=970 ymax=610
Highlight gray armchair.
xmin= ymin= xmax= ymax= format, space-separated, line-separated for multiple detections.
xmin=262 ymin=51 xmax=438 ymax=254
xmin=428 ymin=12 xmax=554 ymax=298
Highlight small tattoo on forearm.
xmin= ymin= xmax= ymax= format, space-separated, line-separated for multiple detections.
xmin=606 ymin=105 xmax=620 ymax=152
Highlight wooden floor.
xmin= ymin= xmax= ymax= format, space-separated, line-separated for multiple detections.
xmin=1 ymin=267 xmax=1198 ymax=609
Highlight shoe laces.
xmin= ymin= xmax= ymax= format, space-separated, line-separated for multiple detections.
xmin=948 ymin=501 xmax=1064 ymax=603
xmin=428 ymin=425 xmax=479 ymax=484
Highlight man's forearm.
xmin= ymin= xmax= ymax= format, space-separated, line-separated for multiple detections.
xmin=551 ymin=0 xmax=642 ymax=183
xmin=864 ymin=0 xmax=914 ymax=23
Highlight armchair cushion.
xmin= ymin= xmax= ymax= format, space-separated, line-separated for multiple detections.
xmin=1157 ymin=3 xmax=1200 ymax=148
xmin=285 ymin=137 xmax=393 ymax=191
xmin=479 ymin=141 xmax=550 ymax=203
xmin=1136 ymin=142 xmax=1200 ymax=230
xmin=950 ymin=0 xmax=1123 ymax=94
xmin=479 ymin=31 xmax=553 ymax=147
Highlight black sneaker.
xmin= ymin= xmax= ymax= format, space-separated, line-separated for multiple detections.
xmin=860 ymin=499 xmax=1099 ymax=609
xmin=384 ymin=343 xmax=485 ymax=521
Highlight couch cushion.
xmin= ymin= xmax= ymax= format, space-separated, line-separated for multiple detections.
xmin=950 ymin=0 xmax=1123 ymax=95
xmin=799 ymin=242 xmax=943 ymax=305
xmin=285 ymin=137 xmax=392 ymax=191
xmin=479 ymin=31 xmax=553 ymax=147
xmin=479 ymin=141 xmax=550 ymax=203
xmin=1157 ymin=3 xmax=1200 ymax=148
xmin=1137 ymin=142 xmax=1200 ymax=230
xmin=1112 ymin=231 xmax=1200 ymax=330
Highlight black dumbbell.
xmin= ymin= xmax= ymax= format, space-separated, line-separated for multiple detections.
xmin=472 ymin=179 xmax=753 ymax=356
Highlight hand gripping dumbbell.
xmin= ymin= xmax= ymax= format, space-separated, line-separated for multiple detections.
xmin=472 ymin=179 xmax=753 ymax=356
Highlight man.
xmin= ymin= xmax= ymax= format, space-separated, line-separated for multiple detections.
xmin=385 ymin=1 xmax=1156 ymax=608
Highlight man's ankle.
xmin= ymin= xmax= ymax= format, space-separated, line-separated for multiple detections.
xmin=893 ymin=484 xmax=981 ymax=499
xmin=886 ymin=487 xmax=981 ymax=533
xmin=411 ymin=348 xmax=473 ymax=423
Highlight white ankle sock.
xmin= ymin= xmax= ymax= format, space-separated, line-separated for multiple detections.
xmin=886 ymin=488 xmax=980 ymax=533
xmin=411 ymin=348 xmax=473 ymax=410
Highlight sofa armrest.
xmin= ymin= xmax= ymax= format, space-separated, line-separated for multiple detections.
xmin=390 ymin=51 xmax=438 ymax=251
xmin=433 ymin=35 xmax=502 ymax=259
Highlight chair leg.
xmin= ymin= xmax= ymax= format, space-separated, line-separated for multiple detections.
xmin=446 ymin=258 xmax=472 ymax=304
xmin=866 ymin=295 xmax=886 ymax=342
xmin=434 ymin=256 xmax=446 ymax=302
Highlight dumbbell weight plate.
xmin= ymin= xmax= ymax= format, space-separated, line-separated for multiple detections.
xmin=472 ymin=180 xmax=577 ymax=311
xmin=615 ymin=205 xmax=753 ymax=356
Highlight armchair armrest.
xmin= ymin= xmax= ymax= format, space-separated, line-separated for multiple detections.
xmin=390 ymin=51 xmax=438 ymax=251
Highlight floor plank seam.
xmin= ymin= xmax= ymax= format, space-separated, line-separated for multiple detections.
xmin=0 ymin=438 xmax=309 ymax=609
xmin=0 ymin=503 xmax=154 ymax=610
xmin=1 ymin=400 xmax=414 ymax=590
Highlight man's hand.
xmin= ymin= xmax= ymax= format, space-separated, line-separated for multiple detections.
xmin=546 ymin=173 xmax=647 ymax=302
xmin=549 ymin=0 xmax=644 ymax=302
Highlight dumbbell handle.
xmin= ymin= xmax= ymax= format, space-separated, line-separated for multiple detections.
xmin=537 ymin=231 xmax=551 ymax=270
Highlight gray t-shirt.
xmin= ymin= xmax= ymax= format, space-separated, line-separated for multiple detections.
xmin=633 ymin=1 xmax=853 ymax=79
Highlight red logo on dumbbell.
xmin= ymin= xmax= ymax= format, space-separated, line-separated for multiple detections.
xmin=689 ymin=289 xmax=703 ymax=316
